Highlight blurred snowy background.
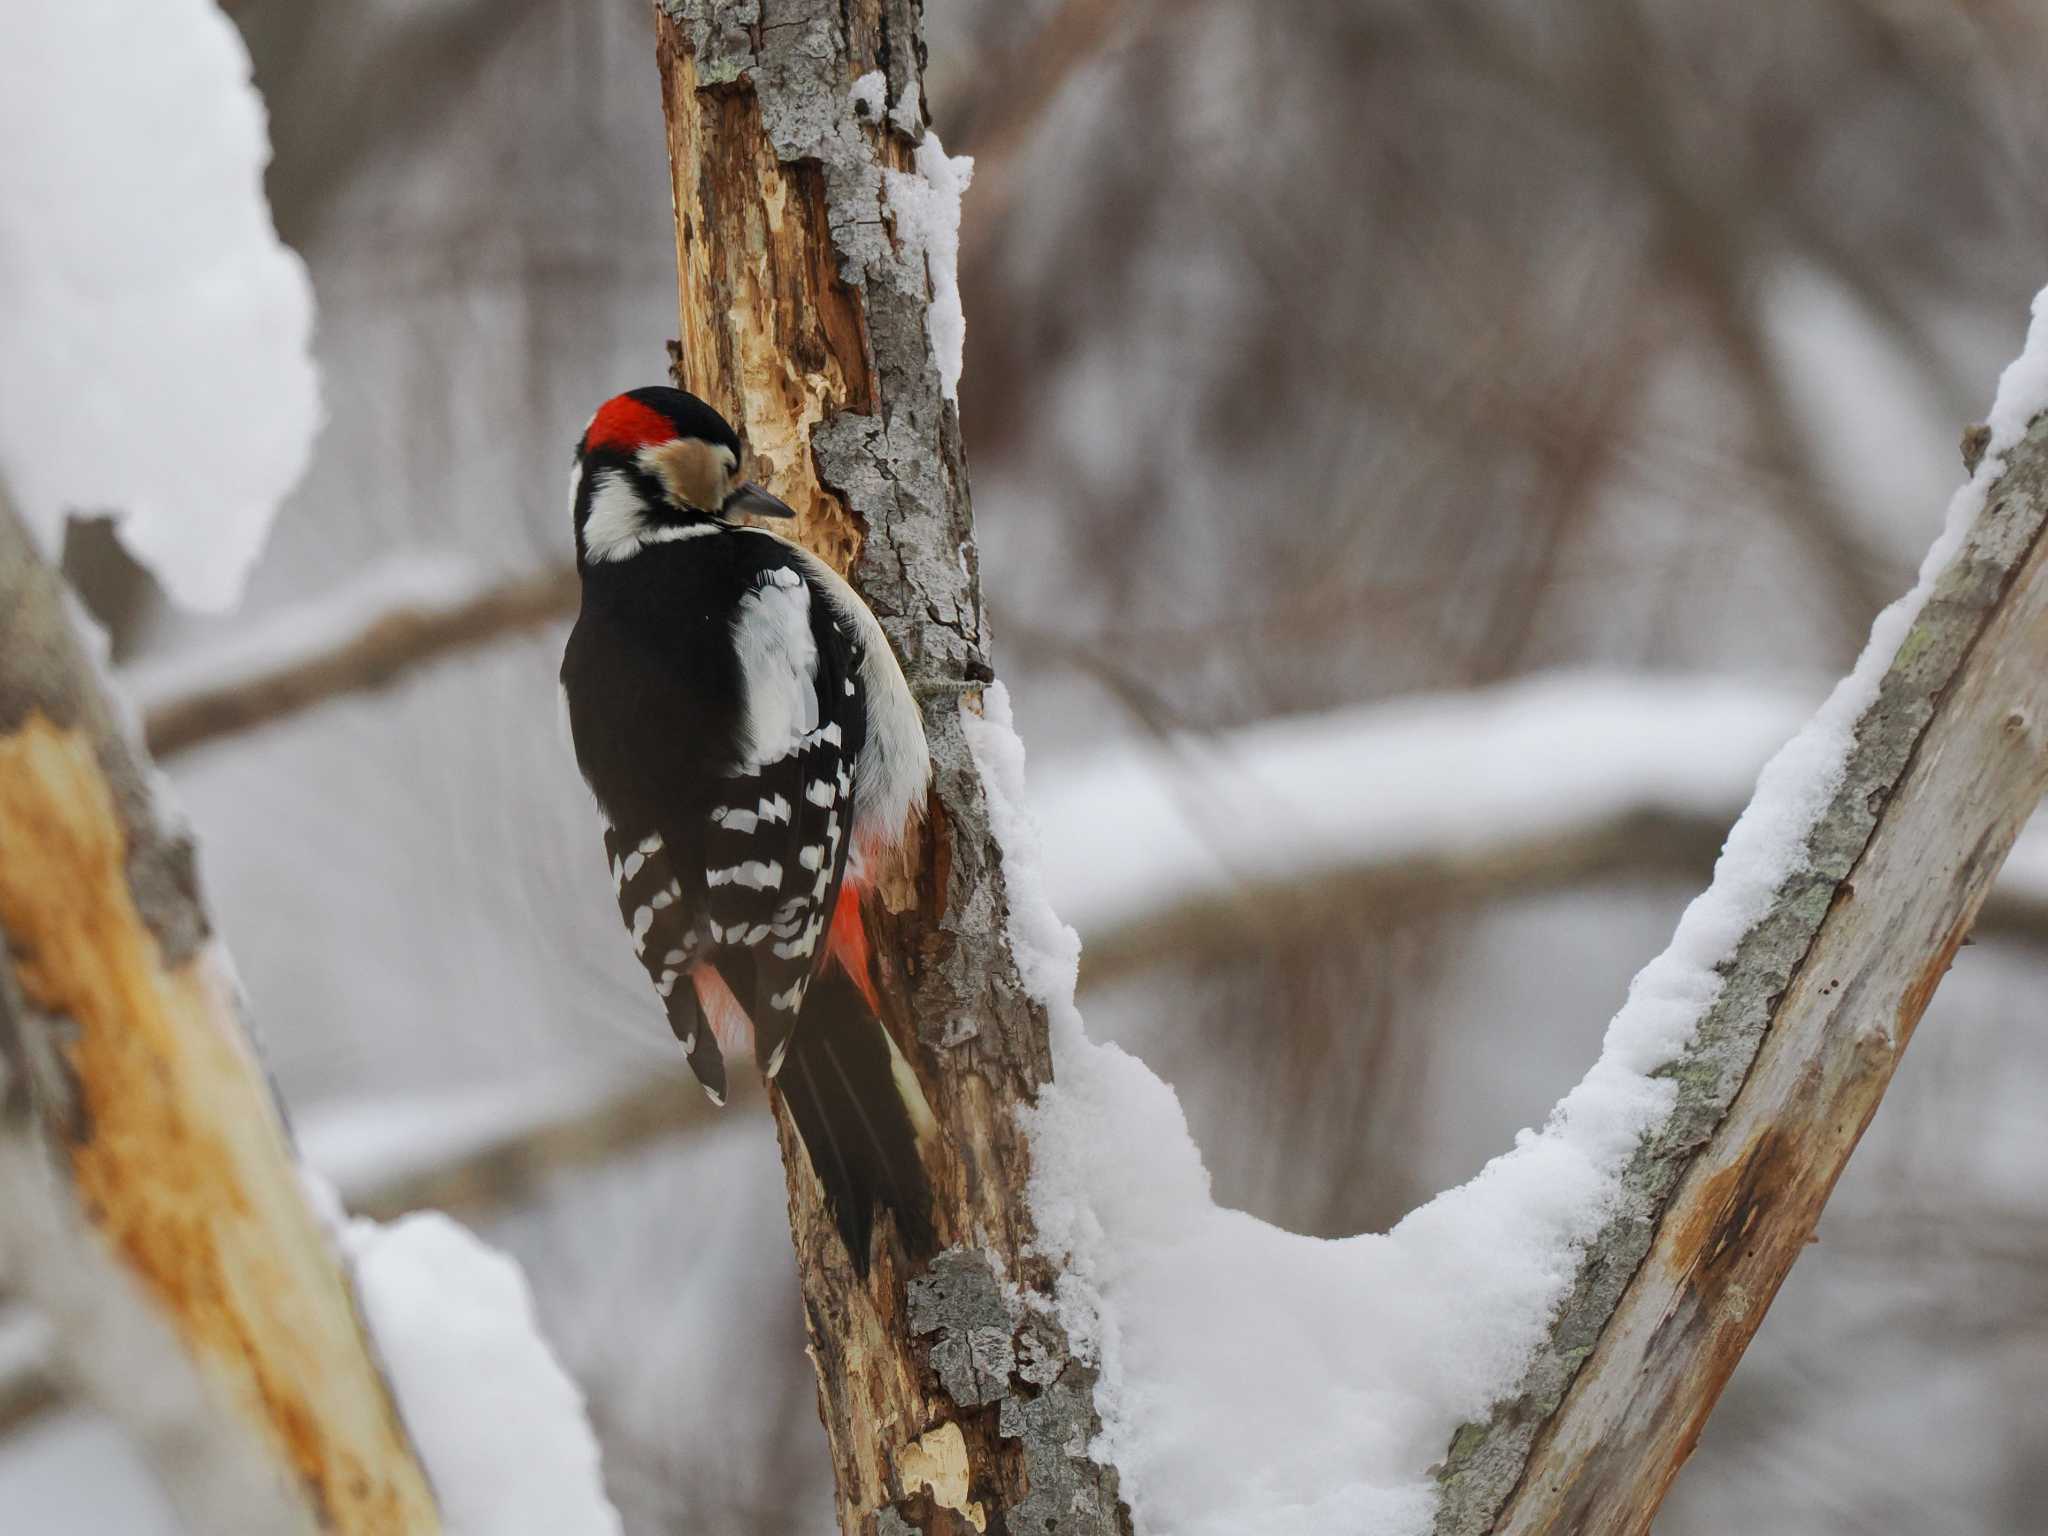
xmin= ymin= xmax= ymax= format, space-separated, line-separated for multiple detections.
xmin=8 ymin=1 xmax=2048 ymax=1531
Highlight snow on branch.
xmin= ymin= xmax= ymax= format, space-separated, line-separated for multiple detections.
xmin=973 ymin=284 xmax=2048 ymax=1536
xmin=2 ymin=1064 xmax=712 ymax=1474
xmin=335 ymin=1209 xmax=622 ymax=1536
xmin=122 ymin=558 xmax=2048 ymax=960
xmin=1448 ymin=297 xmax=2048 ymax=1535
xmin=0 ymin=499 xmax=626 ymax=1533
xmin=0 ymin=500 xmax=439 ymax=1534
xmin=297 ymin=1069 xmax=728 ymax=1225
xmin=0 ymin=0 xmax=318 ymax=612
xmin=656 ymin=2 xmax=1129 ymax=1528
xmin=121 ymin=560 xmax=2048 ymax=960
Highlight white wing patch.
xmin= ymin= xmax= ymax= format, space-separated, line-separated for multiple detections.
xmin=775 ymin=541 xmax=930 ymax=849
xmin=732 ymin=566 xmax=820 ymax=765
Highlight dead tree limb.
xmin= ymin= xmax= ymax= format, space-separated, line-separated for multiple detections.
xmin=1434 ymin=411 xmax=2048 ymax=1531
xmin=0 ymin=500 xmax=442 ymax=1533
xmin=652 ymin=3 xmax=1130 ymax=1531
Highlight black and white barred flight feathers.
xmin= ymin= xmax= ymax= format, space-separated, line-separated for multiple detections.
xmin=559 ymin=387 xmax=937 ymax=1274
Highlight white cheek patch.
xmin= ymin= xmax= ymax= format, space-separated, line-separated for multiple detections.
xmin=581 ymin=470 xmax=650 ymax=562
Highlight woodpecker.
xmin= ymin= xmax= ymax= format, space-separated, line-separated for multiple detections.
xmin=559 ymin=385 xmax=936 ymax=1273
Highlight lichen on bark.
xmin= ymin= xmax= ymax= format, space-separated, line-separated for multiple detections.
xmin=653 ymin=3 xmax=1126 ymax=1530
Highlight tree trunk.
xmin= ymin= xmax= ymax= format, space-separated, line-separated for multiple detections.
xmin=1433 ymin=411 xmax=2048 ymax=1532
xmin=0 ymin=499 xmax=442 ymax=1534
xmin=651 ymin=4 xmax=1129 ymax=1533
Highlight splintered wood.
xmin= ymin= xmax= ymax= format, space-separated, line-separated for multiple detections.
xmin=0 ymin=503 xmax=441 ymax=1535
xmin=654 ymin=2 xmax=1129 ymax=1532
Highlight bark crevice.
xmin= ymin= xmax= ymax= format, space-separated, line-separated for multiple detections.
xmin=654 ymin=3 xmax=1126 ymax=1529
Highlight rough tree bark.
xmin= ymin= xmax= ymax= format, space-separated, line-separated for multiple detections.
xmin=0 ymin=500 xmax=442 ymax=1534
xmin=1433 ymin=411 xmax=2048 ymax=1533
xmin=652 ymin=4 xmax=1130 ymax=1532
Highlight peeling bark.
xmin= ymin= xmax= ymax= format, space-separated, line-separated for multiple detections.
xmin=1433 ymin=413 xmax=2048 ymax=1532
xmin=0 ymin=501 xmax=441 ymax=1534
xmin=652 ymin=3 xmax=1128 ymax=1531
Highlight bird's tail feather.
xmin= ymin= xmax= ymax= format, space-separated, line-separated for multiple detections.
xmin=777 ymin=963 xmax=936 ymax=1276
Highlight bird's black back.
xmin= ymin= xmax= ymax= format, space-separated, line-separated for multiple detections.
xmin=562 ymin=525 xmax=869 ymax=1071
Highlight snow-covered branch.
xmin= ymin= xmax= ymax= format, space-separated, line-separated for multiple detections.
xmin=299 ymin=1069 xmax=730 ymax=1225
xmin=0 ymin=501 xmax=627 ymax=1532
xmin=126 ymin=577 xmax=2048 ymax=963
xmin=120 ymin=557 xmax=2048 ymax=973
xmin=991 ymin=292 xmax=2048 ymax=1536
xmin=1 ymin=0 xmax=316 ymax=612
xmin=0 ymin=5 xmax=622 ymax=1522
xmin=1439 ymin=324 xmax=2048 ymax=1533
xmin=0 ymin=500 xmax=442 ymax=1534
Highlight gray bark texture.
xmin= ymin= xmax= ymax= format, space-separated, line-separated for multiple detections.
xmin=0 ymin=498 xmax=442 ymax=1534
xmin=651 ymin=2 xmax=1130 ymax=1532
xmin=1434 ymin=410 xmax=2048 ymax=1532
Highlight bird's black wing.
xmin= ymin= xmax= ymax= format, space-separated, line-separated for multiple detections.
xmin=697 ymin=558 xmax=867 ymax=1075
xmin=601 ymin=817 xmax=737 ymax=1100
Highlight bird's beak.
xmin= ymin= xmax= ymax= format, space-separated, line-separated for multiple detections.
xmin=723 ymin=480 xmax=797 ymax=520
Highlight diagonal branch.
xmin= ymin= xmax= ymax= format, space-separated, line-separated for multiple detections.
xmin=135 ymin=562 xmax=579 ymax=759
xmin=0 ymin=499 xmax=442 ymax=1533
xmin=1434 ymin=400 xmax=2048 ymax=1529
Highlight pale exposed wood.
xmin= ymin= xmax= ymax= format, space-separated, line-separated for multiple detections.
xmin=0 ymin=1071 xmax=729 ymax=1439
xmin=654 ymin=2 xmax=1130 ymax=1531
xmin=0 ymin=501 xmax=442 ymax=1533
xmin=1433 ymin=412 xmax=2048 ymax=1533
